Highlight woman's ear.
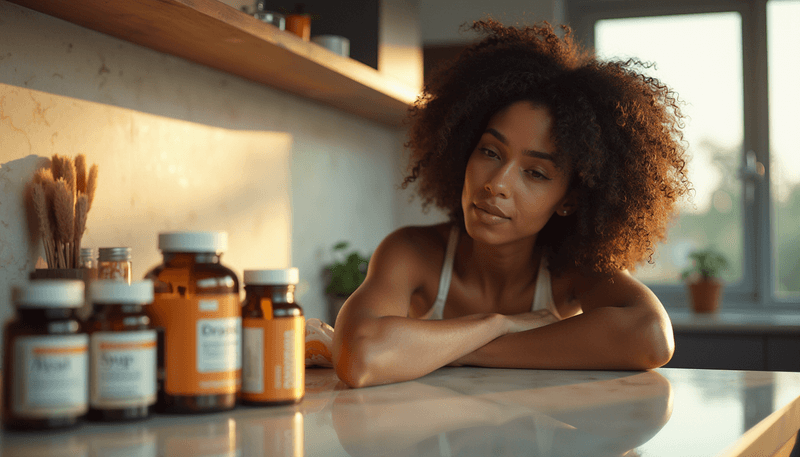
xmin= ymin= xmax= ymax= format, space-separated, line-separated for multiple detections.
xmin=557 ymin=190 xmax=580 ymax=216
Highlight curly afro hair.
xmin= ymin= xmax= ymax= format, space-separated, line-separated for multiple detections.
xmin=403 ymin=19 xmax=691 ymax=276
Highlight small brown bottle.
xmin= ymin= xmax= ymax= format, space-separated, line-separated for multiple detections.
xmin=240 ymin=268 xmax=304 ymax=405
xmin=3 ymin=280 xmax=88 ymax=430
xmin=144 ymin=232 xmax=241 ymax=413
xmin=86 ymin=280 xmax=156 ymax=421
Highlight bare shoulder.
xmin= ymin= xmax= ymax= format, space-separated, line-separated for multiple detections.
xmin=340 ymin=223 xmax=452 ymax=319
xmin=369 ymin=223 xmax=451 ymax=280
xmin=559 ymin=267 xmax=660 ymax=313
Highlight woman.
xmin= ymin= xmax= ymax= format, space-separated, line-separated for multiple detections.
xmin=332 ymin=20 xmax=691 ymax=388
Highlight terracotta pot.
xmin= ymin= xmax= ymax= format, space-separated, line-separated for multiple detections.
xmin=688 ymin=278 xmax=723 ymax=313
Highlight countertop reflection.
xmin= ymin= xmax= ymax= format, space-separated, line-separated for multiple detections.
xmin=3 ymin=367 xmax=800 ymax=456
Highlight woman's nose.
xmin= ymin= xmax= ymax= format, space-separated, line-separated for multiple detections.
xmin=484 ymin=164 xmax=513 ymax=197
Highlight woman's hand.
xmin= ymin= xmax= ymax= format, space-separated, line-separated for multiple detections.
xmin=502 ymin=309 xmax=560 ymax=334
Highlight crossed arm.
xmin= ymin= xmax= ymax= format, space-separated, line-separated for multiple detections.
xmin=331 ymin=229 xmax=675 ymax=388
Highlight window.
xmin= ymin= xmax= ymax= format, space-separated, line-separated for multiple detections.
xmin=565 ymin=0 xmax=799 ymax=308
xmin=768 ymin=1 xmax=800 ymax=300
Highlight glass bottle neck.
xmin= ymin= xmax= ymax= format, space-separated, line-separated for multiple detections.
xmin=246 ymin=285 xmax=296 ymax=303
xmin=162 ymin=252 xmax=221 ymax=264
xmin=17 ymin=307 xmax=78 ymax=321
xmin=91 ymin=303 xmax=145 ymax=315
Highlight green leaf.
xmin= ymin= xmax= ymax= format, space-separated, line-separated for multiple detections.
xmin=323 ymin=241 xmax=370 ymax=296
xmin=682 ymin=247 xmax=729 ymax=280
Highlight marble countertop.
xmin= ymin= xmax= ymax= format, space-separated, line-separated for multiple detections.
xmin=3 ymin=367 xmax=800 ymax=457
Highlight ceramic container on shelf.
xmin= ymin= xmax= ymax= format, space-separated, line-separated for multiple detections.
xmin=285 ymin=4 xmax=311 ymax=41
xmin=251 ymin=0 xmax=285 ymax=30
xmin=312 ymin=35 xmax=350 ymax=57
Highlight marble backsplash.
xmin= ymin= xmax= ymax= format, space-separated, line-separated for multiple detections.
xmin=0 ymin=82 xmax=292 ymax=320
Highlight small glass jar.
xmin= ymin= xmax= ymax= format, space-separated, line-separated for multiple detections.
xmin=144 ymin=232 xmax=240 ymax=414
xmin=86 ymin=280 xmax=157 ymax=422
xmin=98 ymin=247 xmax=132 ymax=284
xmin=240 ymin=268 xmax=304 ymax=406
xmin=79 ymin=247 xmax=95 ymax=269
xmin=3 ymin=280 xmax=88 ymax=430
xmin=253 ymin=0 xmax=285 ymax=29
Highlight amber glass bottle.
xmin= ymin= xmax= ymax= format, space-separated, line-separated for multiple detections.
xmin=144 ymin=232 xmax=241 ymax=413
xmin=86 ymin=280 xmax=156 ymax=421
xmin=3 ymin=280 xmax=88 ymax=430
xmin=240 ymin=268 xmax=304 ymax=406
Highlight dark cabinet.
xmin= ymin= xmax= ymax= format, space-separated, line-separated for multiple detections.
xmin=666 ymin=331 xmax=800 ymax=371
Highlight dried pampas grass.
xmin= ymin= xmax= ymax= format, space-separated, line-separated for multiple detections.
xmin=73 ymin=195 xmax=89 ymax=266
xmin=32 ymin=182 xmax=55 ymax=267
xmin=75 ymin=154 xmax=87 ymax=195
xmin=27 ymin=153 xmax=99 ymax=269
xmin=50 ymin=154 xmax=64 ymax=180
xmin=54 ymin=178 xmax=75 ymax=267
xmin=87 ymin=164 xmax=98 ymax=210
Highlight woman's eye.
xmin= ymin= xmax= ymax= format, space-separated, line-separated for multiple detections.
xmin=480 ymin=148 xmax=499 ymax=158
xmin=526 ymin=169 xmax=550 ymax=180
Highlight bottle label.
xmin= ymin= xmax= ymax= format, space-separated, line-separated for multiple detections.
xmin=13 ymin=334 xmax=89 ymax=418
xmin=90 ymin=330 xmax=157 ymax=409
xmin=241 ymin=316 xmax=304 ymax=402
xmin=149 ymin=294 xmax=241 ymax=395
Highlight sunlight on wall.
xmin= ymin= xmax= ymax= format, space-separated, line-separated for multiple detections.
xmin=0 ymin=83 xmax=292 ymax=326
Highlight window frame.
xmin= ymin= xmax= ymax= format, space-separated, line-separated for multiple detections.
xmin=564 ymin=0 xmax=796 ymax=310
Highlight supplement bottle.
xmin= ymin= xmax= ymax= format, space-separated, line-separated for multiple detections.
xmin=98 ymin=247 xmax=132 ymax=284
xmin=86 ymin=280 xmax=157 ymax=421
xmin=145 ymin=232 xmax=241 ymax=413
xmin=79 ymin=247 xmax=95 ymax=269
xmin=240 ymin=268 xmax=304 ymax=405
xmin=2 ymin=280 xmax=88 ymax=430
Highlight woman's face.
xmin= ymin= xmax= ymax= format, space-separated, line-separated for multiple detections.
xmin=461 ymin=101 xmax=573 ymax=245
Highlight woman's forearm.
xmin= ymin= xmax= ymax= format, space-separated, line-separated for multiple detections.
xmin=457 ymin=306 xmax=674 ymax=370
xmin=333 ymin=313 xmax=507 ymax=388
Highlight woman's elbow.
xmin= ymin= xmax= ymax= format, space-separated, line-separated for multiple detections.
xmin=633 ymin=313 xmax=675 ymax=369
xmin=333 ymin=330 xmax=380 ymax=388
xmin=334 ymin=349 xmax=372 ymax=388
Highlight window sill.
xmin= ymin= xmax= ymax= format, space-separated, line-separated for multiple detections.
xmin=668 ymin=308 xmax=800 ymax=334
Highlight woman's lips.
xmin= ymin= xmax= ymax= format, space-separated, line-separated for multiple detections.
xmin=473 ymin=202 xmax=510 ymax=223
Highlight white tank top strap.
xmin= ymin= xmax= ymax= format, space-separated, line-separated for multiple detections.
xmin=421 ymin=225 xmax=459 ymax=320
xmin=422 ymin=227 xmax=562 ymax=321
xmin=532 ymin=255 xmax=562 ymax=320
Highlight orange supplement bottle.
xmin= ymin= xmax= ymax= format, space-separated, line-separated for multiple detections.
xmin=3 ymin=280 xmax=88 ymax=430
xmin=86 ymin=280 xmax=156 ymax=421
xmin=240 ymin=268 xmax=304 ymax=405
xmin=144 ymin=232 xmax=241 ymax=413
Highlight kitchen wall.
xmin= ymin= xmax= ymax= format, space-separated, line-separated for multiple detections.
xmin=0 ymin=0 xmax=446 ymax=340
xmin=0 ymin=0 xmax=561 ymax=341
xmin=419 ymin=0 xmax=565 ymax=44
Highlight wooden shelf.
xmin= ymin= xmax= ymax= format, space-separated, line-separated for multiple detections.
xmin=8 ymin=0 xmax=419 ymax=126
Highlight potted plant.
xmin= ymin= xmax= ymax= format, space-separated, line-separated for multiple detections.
xmin=680 ymin=247 xmax=730 ymax=313
xmin=323 ymin=241 xmax=370 ymax=325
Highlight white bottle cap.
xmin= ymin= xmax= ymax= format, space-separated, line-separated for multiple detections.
xmin=14 ymin=280 xmax=85 ymax=308
xmin=158 ymin=232 xmax=228 ymax=253
xmin=91 ymin=280 xmax=154 ymax=304
xmin=244 ymin=268 xmax=299 ymax=285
